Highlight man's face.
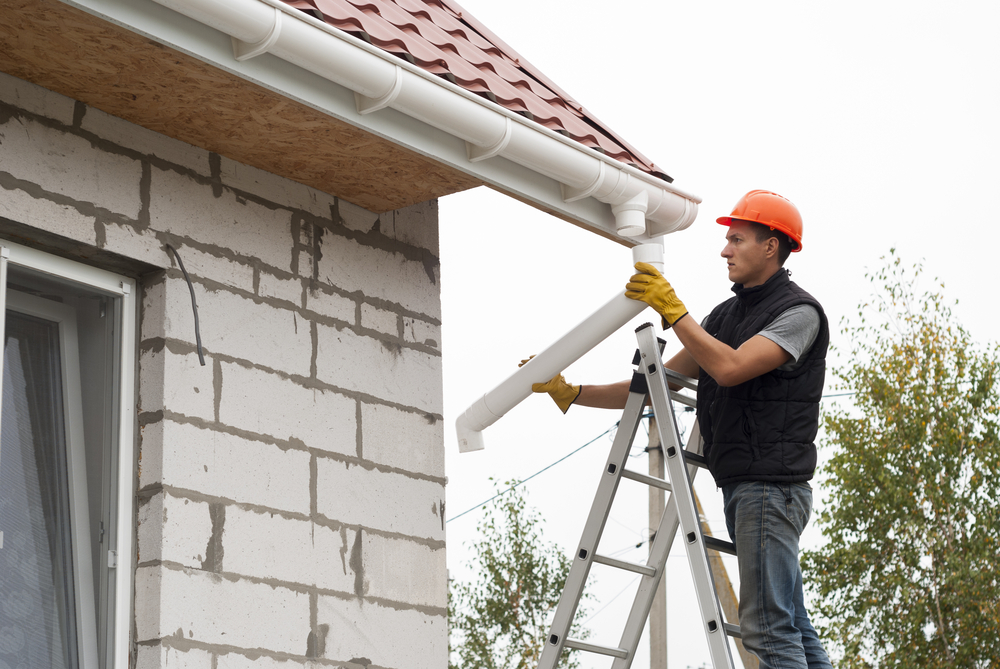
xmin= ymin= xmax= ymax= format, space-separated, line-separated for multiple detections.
xmin=721 ymin=220 xmax=771 ymax=286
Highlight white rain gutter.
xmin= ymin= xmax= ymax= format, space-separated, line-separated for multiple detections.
xmin=151 ymin=0 xmax=701 ymax=239
xmin=455 ymin=242 xmax=663 ymax=452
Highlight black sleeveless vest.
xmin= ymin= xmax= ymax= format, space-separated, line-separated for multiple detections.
xmin=697 ymin=269 xmax=829 ymax=486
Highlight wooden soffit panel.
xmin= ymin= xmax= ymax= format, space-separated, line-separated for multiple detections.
xmin=0 ymin=0 xmax=481 ymax=213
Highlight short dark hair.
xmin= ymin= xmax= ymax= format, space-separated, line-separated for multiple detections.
xmin=750 ymin=222 xmax=792 ymax=266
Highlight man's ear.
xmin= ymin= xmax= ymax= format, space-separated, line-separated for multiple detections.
xmin=765 ymin=235 xmax=780 ymax=259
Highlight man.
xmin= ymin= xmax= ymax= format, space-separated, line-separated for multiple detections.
xmin=533 ymin=190 xmax=833 ymax=669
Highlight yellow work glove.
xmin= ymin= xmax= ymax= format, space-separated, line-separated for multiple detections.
xmin=625 ymin=262 xmax=688 ymax=329
xmin=520 ymin=357 xmax=582 ymax=414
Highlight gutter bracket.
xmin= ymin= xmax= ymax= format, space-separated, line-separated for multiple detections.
xmin=356 ymin=65 xmax=404 ymax=115
xmin=467 ymin=116 xmax=512 ymax=162
xmin=232 ymin=5 xmax=283 ymax=61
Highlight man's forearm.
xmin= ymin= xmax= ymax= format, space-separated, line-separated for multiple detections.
xmin=575 ymin=380 xmax=633 ymax=409
xmin=672 ymin=315 xmax=790 ymax=387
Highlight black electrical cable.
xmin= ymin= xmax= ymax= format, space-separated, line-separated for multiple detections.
xmin=165 ymin=245 xmax=206 ymax=366
xmin=445 ymin=421 xmax=618 ymax=524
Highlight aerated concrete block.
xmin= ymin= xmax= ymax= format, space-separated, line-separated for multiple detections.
xmin=316 ymin=234 xmax=441 ymax=319
xmin=149 ymin=167 xmax=294 ymax=271
xmin=0 ymin=71 xmax=76 ymax=125
xmin=258 ymin=270 xmax=304 ymax=306
xmin=390 ymin=199 xmax=439 ymax=254
xmin=402 ymin=316 xmax=441 ymax=350
xmin=315 ymin=324 xmax=442 ymax=414
xmin=317 ymin=596 xmax=446 ymax=669
xmin=155 ymin=279 xmax=312 ymax=377
xmin=315 ymin=459 xmax=445 ymax=541
xmin=218 ymin=156 xmax=337 ymax=220
xmin=0 ymin=184 xmax=97 ymax=245
xmin=218 ymin=362 xmax=357 ymax=457
xmin=0 ymin=115 xmax=141 ymax=217
xmin=137 ymin=491 xmax=213 ymax=569
xmin=360 ymin=303 xmax=399 ymax=337
xmin=360 ymin=403 xmax=443 ymax=478
xmin=362 ymin=532 xmax=446 ymax=608
xmin=304 ymin=286 xmax=355 ymax=323
xmin=140 ymin=420 xmax=311 ymax=516
xmin=135 ymin=566 xmax=309 ymax=654
xmin=136 ymin=644 xmax=214 ymax=669
xmin=222 ymin=506 xmax=356 ymax=594
xmin=81 ymin=105 xmax=210 ymax=176
xmin=139 ymin=347 xmax=215 ymax=422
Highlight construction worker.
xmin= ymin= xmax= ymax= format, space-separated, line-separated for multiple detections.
xmin=532 ymin=190 xmax=833 ymax=669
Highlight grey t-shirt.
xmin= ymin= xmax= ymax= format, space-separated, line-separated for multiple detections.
xmin=758 ymin=305 xmax=820 ymax=371
xmin=700 ymin=304 xmax=820 ymax=372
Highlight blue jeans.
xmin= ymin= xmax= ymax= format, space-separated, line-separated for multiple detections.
xmin=722 ymin=481 xmax=832 ymax=669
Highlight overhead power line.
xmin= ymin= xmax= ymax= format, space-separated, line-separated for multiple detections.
xmin=447 ymin=389 xmax=857 ymax=524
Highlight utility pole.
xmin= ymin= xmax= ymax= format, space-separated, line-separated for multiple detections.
xmin=647 ymin=415 xmax=667 ymax=669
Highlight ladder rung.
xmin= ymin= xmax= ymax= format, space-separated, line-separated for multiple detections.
xmin=620 ymin=468 xmax=672 ymax=491
xmin=664 ymin=368 xmax=698 ymax=391
xmin=669 ymin=391 xmax=697 ymax=408
xmin=682 ymin=451 xmax=709 ymax=469
xmin=704 ymin=536 xmax=737 ymax=556
xmin=724 ymin=622 xmax=742 ymax=638
xmin=592 ymin=553 xmax=657 ymax=577
xmin=563 ymin=638 xmax=629 ymax=659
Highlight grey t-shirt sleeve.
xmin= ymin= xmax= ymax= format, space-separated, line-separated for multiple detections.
xmin=757 ymin=305 xmax=821 ymax=371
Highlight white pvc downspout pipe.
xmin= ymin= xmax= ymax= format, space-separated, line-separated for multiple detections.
xmin=455 ymin=243 xmax=663 ymax=452
xmin=152 ymin=0 xmax=701 ymax=237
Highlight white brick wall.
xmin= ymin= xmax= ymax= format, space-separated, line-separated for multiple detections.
xmin=149 ymin=167 xmax=294 ymax=271
xmin=0 ymin=185 xmax=98 ymax=245
xmin=316 ymin=324 xmax=443 ymax=413
xmin=137 ymin=492 xmax=213 ymax=569
xmin=222 ymin=507 xmax=356 ymax=593
xmin=361 ymin=403 xmax=444 ymax=478
xmin=0 ymin=115 xmax=142 ymax=218
xmin=140 ymin=420 xmax=312 ymax=516
xmin=136 ymin=567 xmax=310 ymax=653
xmin=316 ymin=234 xmax=441 ymax=319
xmin=317 ymin=596 xmax=447 ymax=668
xmin=136 ymin=645 xmax=214 ymax=669
xmin=316 ymin=459 xmax=445 ymax=541
xmin=1 ymin=74 xmax=446 ymax=669
xmin=0 ymin=71 xmax=76 ymax=125
xmin=362 ymin=532 xmax=447 ymax=608
xmin=218 ymin=362 xmax=357 ymax=456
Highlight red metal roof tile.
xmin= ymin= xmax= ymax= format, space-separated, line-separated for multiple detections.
xmin=283 ymin=0 xmax=671 ymax=180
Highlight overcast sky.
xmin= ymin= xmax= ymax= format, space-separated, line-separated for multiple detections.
xmin=437 ymin=2 xmax=1000 ymax=666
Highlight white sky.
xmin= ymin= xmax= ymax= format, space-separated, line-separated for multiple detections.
xmin=437 ymin=2 xmax=1000 ymax=667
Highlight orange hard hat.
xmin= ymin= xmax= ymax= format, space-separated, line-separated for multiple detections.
xmin=717 ymin=190 xmax=803 ymax=252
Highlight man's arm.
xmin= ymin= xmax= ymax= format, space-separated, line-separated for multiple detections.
xmin=574 ymin=347 xmax=701 ymax=410
xmin=625 ymin=262 xmax=792 ymax=387
xmin=672 ymin=317 xmax=791 ymax=387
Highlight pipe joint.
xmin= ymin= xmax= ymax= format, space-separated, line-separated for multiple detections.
xmin=612 ymin=190 xmax=649 ymax=237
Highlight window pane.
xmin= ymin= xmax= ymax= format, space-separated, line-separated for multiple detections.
xmin=0 ymin=311 xmax=78 ymax=669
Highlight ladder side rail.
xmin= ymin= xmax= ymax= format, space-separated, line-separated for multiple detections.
xmin=610 ymin=420 xmax=704 ymax=669
xmin=537 ymin=390 xmax=648 ymax=668
xmin=638 ymin=325 xmax=736 ymax=668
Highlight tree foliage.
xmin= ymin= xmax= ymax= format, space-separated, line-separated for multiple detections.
xmin=803 ymin=252 xmax=1000 ymax=667
xmin=449 ymin=481 xmax=588 ymax=669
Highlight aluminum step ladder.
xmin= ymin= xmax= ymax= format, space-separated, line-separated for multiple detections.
xmin=538 ymin=322 xmax=740 ymax=669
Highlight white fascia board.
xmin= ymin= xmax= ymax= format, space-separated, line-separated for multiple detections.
xmin=59 ymin=0 xmax=692 ymax=244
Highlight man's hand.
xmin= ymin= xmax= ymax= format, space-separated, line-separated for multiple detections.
xmin=625 ymin=262 xmax=689 ymax=328
xmin=520 ymin=357 xmax=581 ymax=414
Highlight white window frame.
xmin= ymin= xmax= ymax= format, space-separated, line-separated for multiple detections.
xmin=0 ymin=239 xmax=136 ymax=669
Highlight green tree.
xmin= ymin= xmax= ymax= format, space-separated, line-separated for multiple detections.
xmin=449 ymin=480 xmax=589 ymax=669
xmin=803 ymin=252 xmax=1000 ymax=667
